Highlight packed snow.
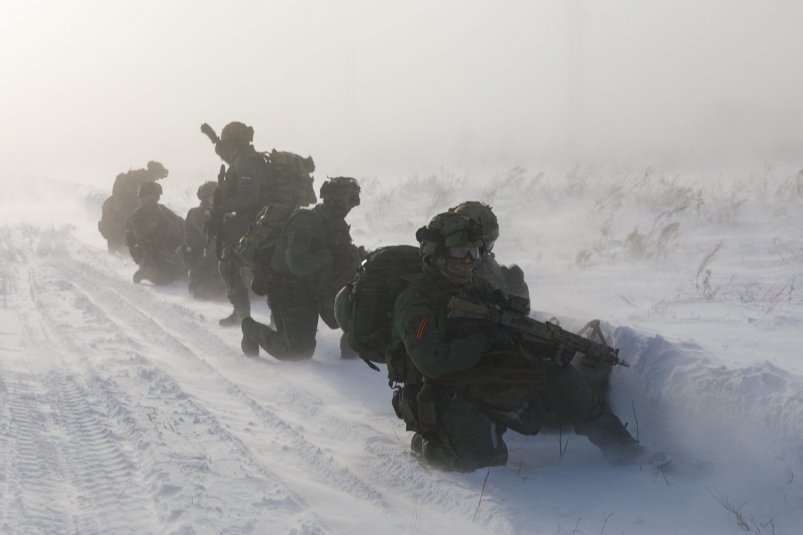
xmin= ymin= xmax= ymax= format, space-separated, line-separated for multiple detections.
xmin=1 ymin=166 xmax=801 ymax=534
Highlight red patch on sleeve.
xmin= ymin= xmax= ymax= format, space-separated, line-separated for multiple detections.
xmin=415 ymin=316 xmax=429 ymax=341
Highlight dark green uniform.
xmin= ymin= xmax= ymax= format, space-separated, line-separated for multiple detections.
xmin=126 ymin=203 xmax=186 ymax=285
xmin=183 ymin=205 xmax=226 ymax=299
xmin=243 ymin=203 xmax=362 ymax=359
xmin=216 ymin=147 xmax=275 ymax=318
xmin=392 ymin=267 xmax=639 ymax=471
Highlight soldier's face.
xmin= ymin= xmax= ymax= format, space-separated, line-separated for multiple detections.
xmin=140 ymin=193 xmax=159 ymax=206
xmin=329 ymin=192 xmax=359 ymax=217
xmin=442 ymin=245 xmax=479 ymax=282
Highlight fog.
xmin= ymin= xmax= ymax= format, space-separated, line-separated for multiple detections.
xmin=2 ymin=3 xmax=803 ymax=531
xmin=2 ymin=0 xmax=803 ymax=186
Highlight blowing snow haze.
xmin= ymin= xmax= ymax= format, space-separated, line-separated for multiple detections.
xmin=2 ymin=0 xmax=803 ymax=185
xmin=3 ymin=2 xmax=803 ymax=533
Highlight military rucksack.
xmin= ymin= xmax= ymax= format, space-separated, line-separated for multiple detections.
xmin=267 ymin=149 xmax=317 ymax=208
xmin=234 ymin=151 xmax=315 ymax=294
xmin=233 ymin=205 xmax=286 ymax=295
xmin=335 ymin=245 xmax=422 ymax=365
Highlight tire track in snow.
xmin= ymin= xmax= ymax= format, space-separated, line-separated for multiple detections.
xmin=55 ymin=259 xmax=388 ymax=500
xmin=33 ymin=370 xmax=153 ymax=533
xmin=26 ymin=258 xmax=326 ymax=534
xmin=0 ymin=265 xmax=154 ymax=534
xmin=0 ymin=367 xmax=76 ymax=534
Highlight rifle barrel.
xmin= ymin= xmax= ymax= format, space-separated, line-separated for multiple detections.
xmin=447 ymin=296 xmax=626 ymax=367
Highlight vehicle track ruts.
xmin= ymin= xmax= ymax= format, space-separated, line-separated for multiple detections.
xmin=0 ymin=264 xmax=154 ymax=533
xmin=17 ymin=255 xmax=325 ymax=534
xmin=46 ymin=256 xmax=400 ymax=523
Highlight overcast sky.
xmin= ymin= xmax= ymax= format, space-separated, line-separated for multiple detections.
xmin=2 ymin=0 xmax=803 ymax=185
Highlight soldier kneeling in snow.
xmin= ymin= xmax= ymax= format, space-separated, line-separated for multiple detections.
xmin=126 ymin=182 xmax=187 ymax=286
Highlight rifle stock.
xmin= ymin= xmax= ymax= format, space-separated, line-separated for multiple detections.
xmin=447 ymin=296 xmax=627 ymax=367
xmin=200 ymin=123 xmax=220 ymax=145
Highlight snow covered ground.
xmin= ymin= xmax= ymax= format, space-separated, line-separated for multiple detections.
xmin=1 ymin=166 xmax=802 ymax=534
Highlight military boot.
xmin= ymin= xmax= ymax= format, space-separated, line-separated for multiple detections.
xmin=575 ymin=406 xmax=672 ymax=467
xmin=420 ymin=435 xmax=507 ymax=472
xmin=240 ymin=317 xmax=260 ymax=357
xmin=410 ymin=433 xmax=424 ymax=456
xmin=605 ymin=443 xmax=672 ymax=468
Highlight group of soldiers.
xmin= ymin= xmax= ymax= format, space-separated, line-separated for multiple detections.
xmin=98 ymin=161 xmax=225 ymax=298
xmin=97 ymin=121 xmax=662 ymax=473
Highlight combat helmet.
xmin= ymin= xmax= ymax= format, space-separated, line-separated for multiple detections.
xmin=416 ymin=212 xmax=484 ymax=284
xmin=416 ymin=212 xmax=483 ymax=258
xmin=196 ymin=181 xmax=217 ymax=201
xmin=146 ymin=160 xmax=168 ymax=179
xmin=220 ymin=121 xmax=254 ymax=145
xmin=138 ymin=181 xmax=163 ymax=198
xmin=450 ymin=201 xmax=498 ymax=252
xmin=320 ymin=176 xmax=361 ymax=206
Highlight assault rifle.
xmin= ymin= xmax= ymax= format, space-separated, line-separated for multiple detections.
xmin=447 ymin=296 xmax=628 ymax=368
xmin=200 ymin=122 xmax=220 ymax=145
xmin=203 ymin=164 xmax=227 ymax=260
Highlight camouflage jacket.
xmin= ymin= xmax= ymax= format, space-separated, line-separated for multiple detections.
xmin=217 ymin=147 xmax=271 ymax=239
xmin=218 ymin=146 xmax=299 ymax=240
xmin=392 ymin=269 xmax=503 ymax=379
xmin=392 ymin=268 xmax=543 ymax=411
xmin=270 ymin=204 xmax=360 ymax=282
xmin=270 ymin=203 xmax=362 ymax=327
xmin=126 ymin=204 xmax=184 ymax=255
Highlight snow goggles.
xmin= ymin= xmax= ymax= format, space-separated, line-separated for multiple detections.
xmin=447 ymin=245 xmax=481 ymax=260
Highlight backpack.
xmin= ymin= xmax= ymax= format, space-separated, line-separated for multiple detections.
xmin=267 ymin=150 xmax=317 ymax=208
xmin=336 ymin=245 xmax=422 ymax=365
xmin=234 ymin=150 xmax=316 ymax=293
xmin=233 ymin=205 xmax=286 ymax=295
